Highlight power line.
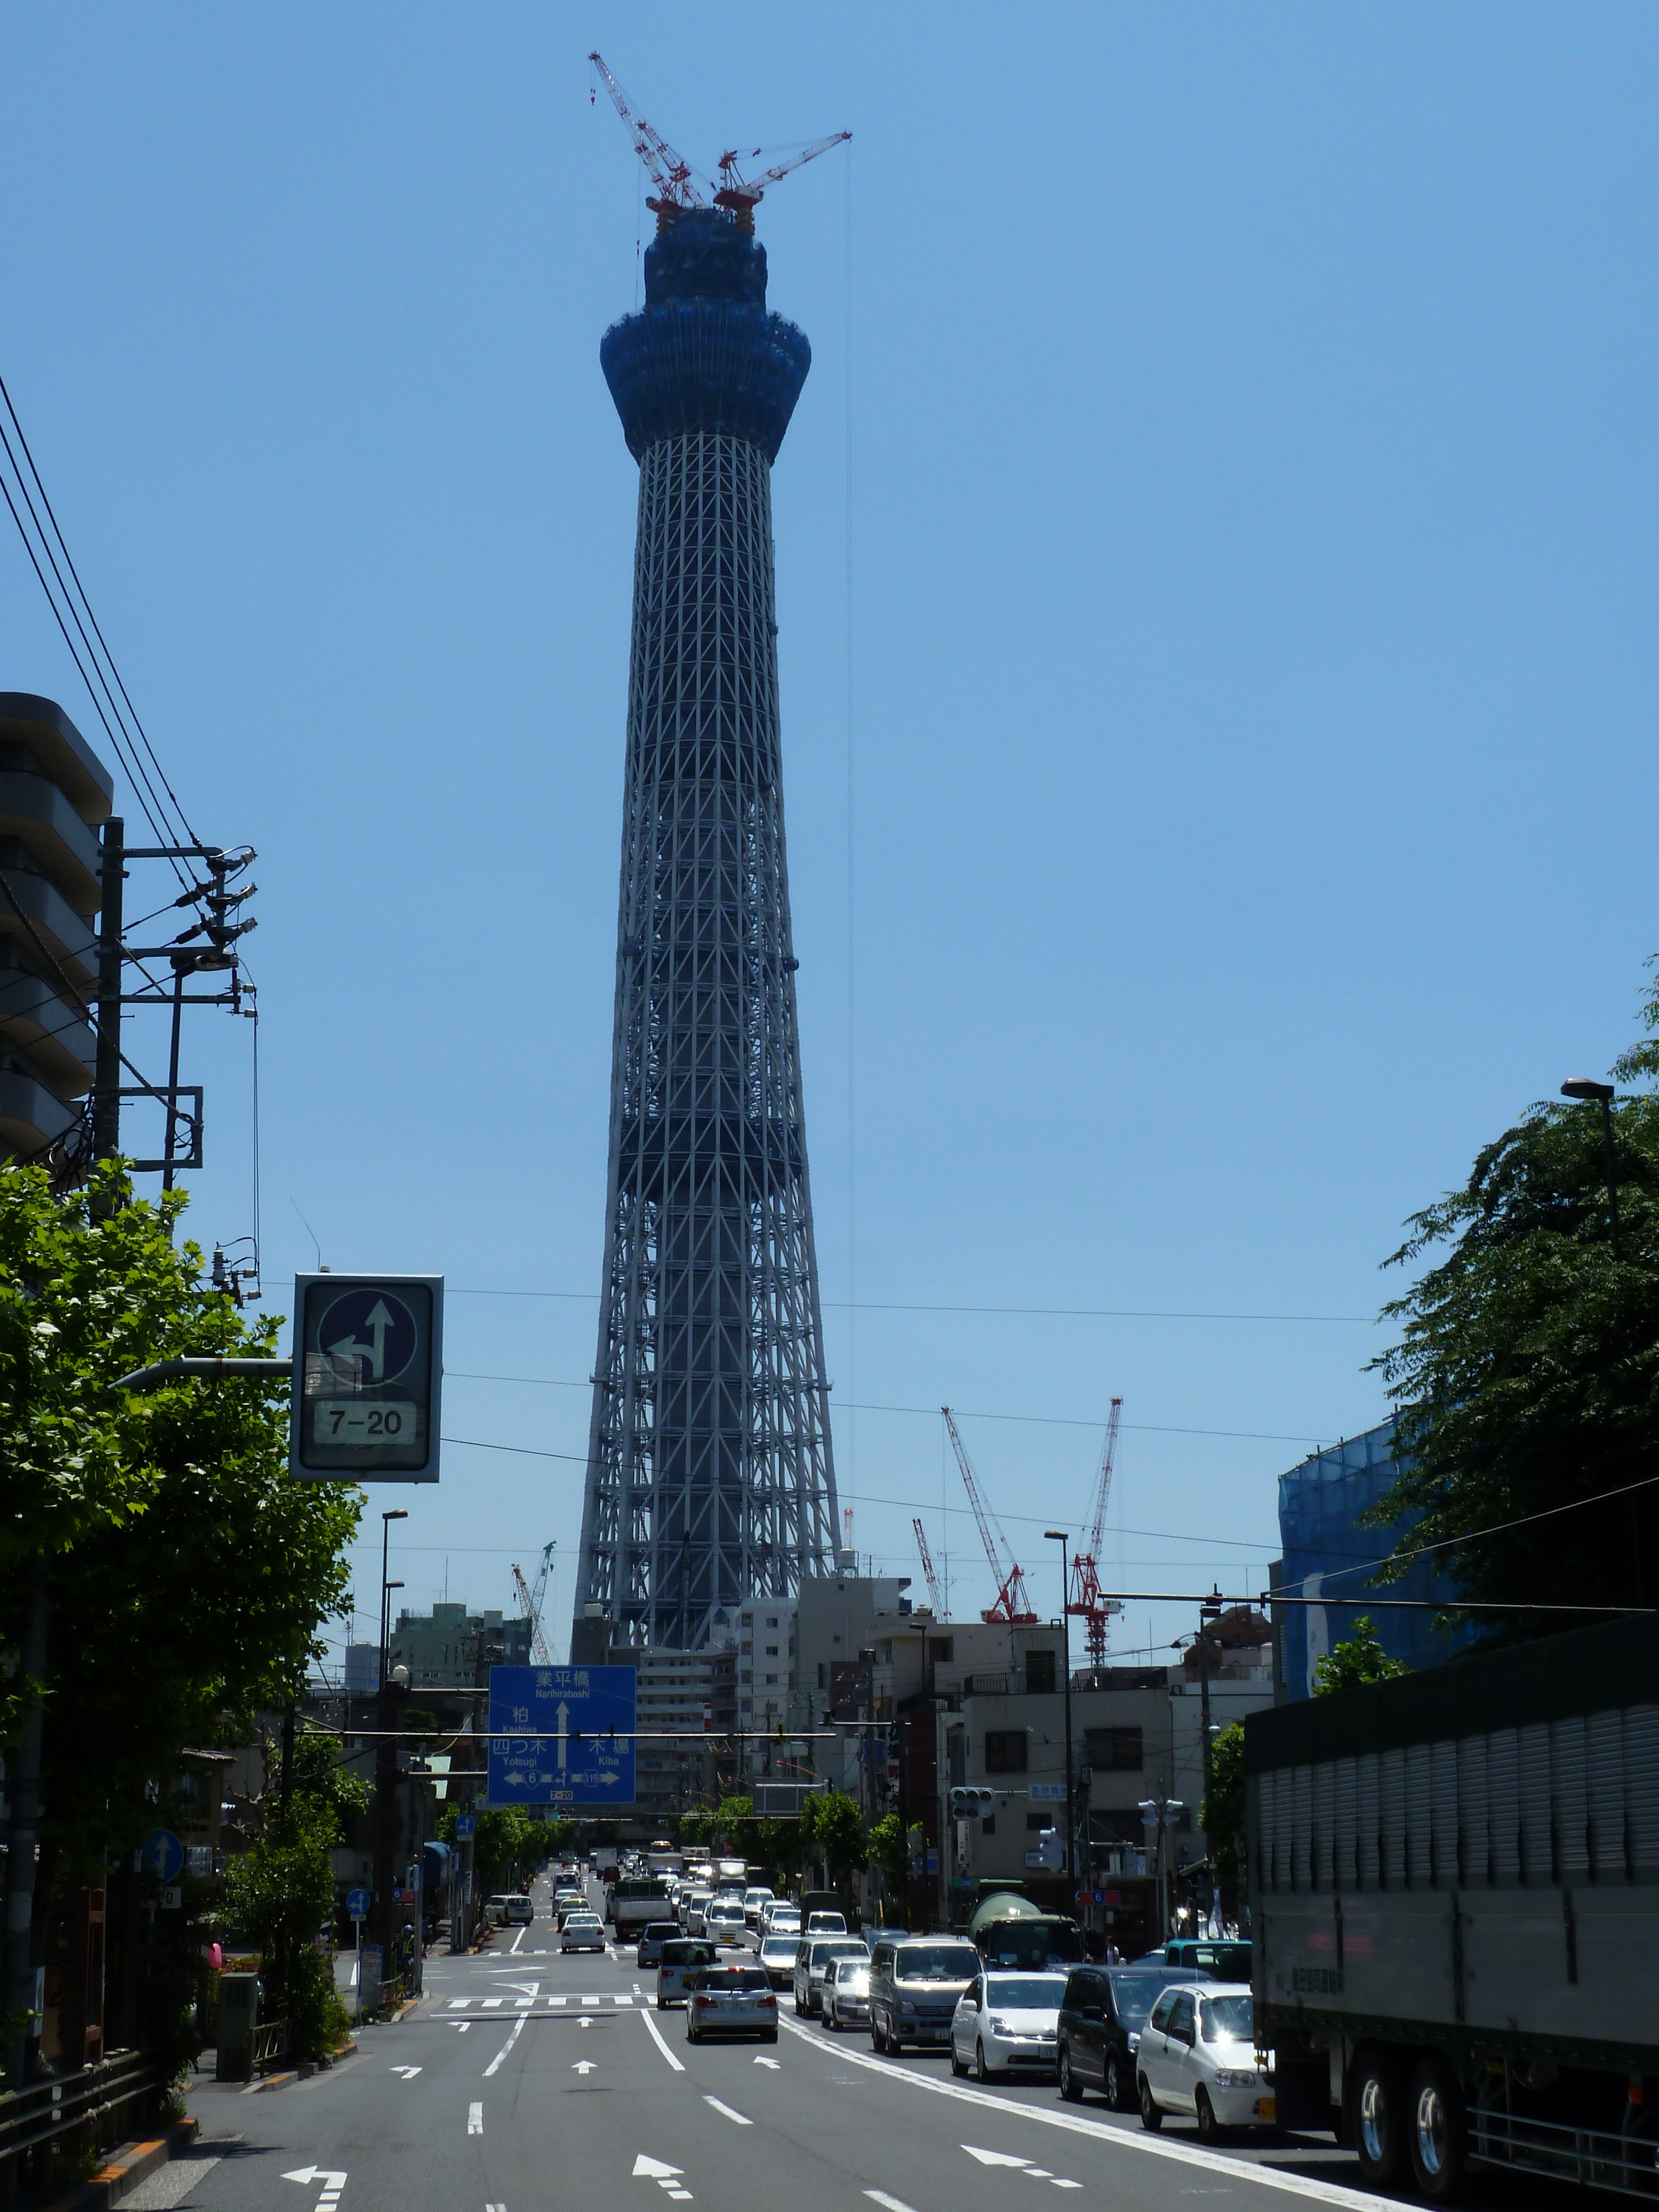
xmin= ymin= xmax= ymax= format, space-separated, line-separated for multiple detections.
xmin=446 ymin=1286 xmax=1373 ymax=1325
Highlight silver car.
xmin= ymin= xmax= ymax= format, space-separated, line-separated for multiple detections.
xmin=794 ymin=1936 xmax=869 ymax=2018
xmin=1138 ymin=1983 xmax=1274 ymax=2140
xmin=686 ymin=1963 xmax=779 ymax=2044
xmin=825 ymin=1957 xmax=872 ymax=2031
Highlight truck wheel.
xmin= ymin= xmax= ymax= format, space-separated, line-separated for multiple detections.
xmin=1352 ymin=2049 xmax=1405 ymax=2187
xmin=1406 ymin=2057 xmax=1467 ymax=2201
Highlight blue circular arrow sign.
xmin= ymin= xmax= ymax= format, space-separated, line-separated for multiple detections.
xmin=346 ymin=1887 xmax=371 ymax=1919
xmin=317 ymin=1287 xmax=419 ymax=1385
xmin=144 ymin=1828 xmax=185 ymax=1883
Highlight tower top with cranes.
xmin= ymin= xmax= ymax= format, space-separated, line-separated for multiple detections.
xmin=590 ymin=52 xmax=850 ymax=233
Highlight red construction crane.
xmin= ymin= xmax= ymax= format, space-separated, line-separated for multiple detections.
xmin=511 ymin=1551 xmax=554 ymax=1668
xmin=1067 ymin=1397 xmax=1124 ymax=1667
xmin=912 ymin=1517 xmax=943 ymax=1615
xmin=942 ymin=1406 xmax=1037 ymax=1625
xmin=590 ymin=51 xmax=849 ymax=232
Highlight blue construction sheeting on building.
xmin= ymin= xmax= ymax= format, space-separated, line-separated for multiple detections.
xmin=1277 ymin=1418 xmax=1478 ymax=1699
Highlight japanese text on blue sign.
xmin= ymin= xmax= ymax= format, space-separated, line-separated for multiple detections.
xmin=487 ymin=1665 xmax=637 ymax=1807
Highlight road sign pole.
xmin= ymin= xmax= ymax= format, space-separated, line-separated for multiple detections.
xmin=353 ymin=1915 xmax=363 ymax=2022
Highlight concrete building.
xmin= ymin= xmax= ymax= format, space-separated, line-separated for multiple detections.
xmin=0 ymin=694 xmax=113 ymax=1162
xmin=388 ymin=1603 xmax=530 ymax=1688
xmin=619 ymin=1645 xmax=716 ymax=1819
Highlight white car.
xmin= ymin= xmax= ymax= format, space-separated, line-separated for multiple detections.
xmin=761 ymin=1902 xmax=801 ymax=1940
xmin=561 ymin=1912 xmax=607 ymax=1954
xmin=681 ymin=1887 xmax=714 ymax=1934
xmin=1138 ymin=1983 xmax=1272 ymax=2140
xmin=823 ymin=1957 xmax=872 ymax=2031
xmin=743 ymin=1885 xmax=775 ymax=1929
xmin=951 ymin=1969 xmax=1068 ymax=2081
xmin=705 ymin=1898 xmax=748 ymax=1948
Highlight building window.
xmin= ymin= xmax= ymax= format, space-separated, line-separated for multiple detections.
xmin=1025 ymin=1649 xmax=1056 ymax=1694
xmin=981 ymin=1815 xmax=995 ymax=1837
xmin=1084 ymin=1725 xmax=1144 ymax=1772
xmin=1026 ymin=1812 xmax=1049 ymax=1831
xmin=933 ymin=1638 xmax=953 ymax=1662
xmin=766 ymin=1616 xmax=778 ymax=1629
xmin=984 ymin=1730 xmax=1028 ymax=1774
xmin=766 ymin=1646 xmax=778 ymax=1657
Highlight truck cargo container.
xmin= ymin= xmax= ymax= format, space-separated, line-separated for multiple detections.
xmin=1246 ymin=1613 xmax=1659 ymax=2199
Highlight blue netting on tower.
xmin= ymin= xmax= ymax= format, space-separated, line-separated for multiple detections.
xmin=1277 ymin=1418 xmax=1478 ymax=1699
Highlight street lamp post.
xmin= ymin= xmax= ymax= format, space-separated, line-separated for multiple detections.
xmin=1562 ymin=1077 xmax=1621 ymax=1260
xmin=375 ymin=1509 xmax=409 ymax=1992
xmin=1045 ymin=1531 xmax=1074 ymax=1891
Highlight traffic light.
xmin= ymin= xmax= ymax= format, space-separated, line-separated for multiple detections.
xmin=950 ymin=1786 xmax=997 ymax=1818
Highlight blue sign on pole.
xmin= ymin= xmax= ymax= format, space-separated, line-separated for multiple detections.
xmin=453 ymin=1814 xmax=475 ymax=1839
xmin=143 ymin=1828 xmax=185 ymax=1884
xmin=346 ymin=1886 xmax=371 ymax=1919
xmin=488 ymin=1664 xmax=637 ymax=1807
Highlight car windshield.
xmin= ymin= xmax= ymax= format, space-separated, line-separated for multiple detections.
xmin=896 ymin=1945 xmax=978 ymax=1981
xmin=1106 ymin=1973 xmax=1171 ymax=2028
xmin=813 ymin=1940 xmax=867 ymax=1966
xmin=662 ymin=1941 xmax=715 ymax=1965
xmin=1202 ymin=1994 xmax=1254 ymax=2043
xmin=985 ymin=1975 xmax=1068 ymax=2009
xmin=835 ymin=1965 xmax=870 ymax=1989
xmin=760 ymin=1939 xmax=797 ymax=1960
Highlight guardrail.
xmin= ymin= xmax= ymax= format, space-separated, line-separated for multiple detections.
xmin=248 ymin=2021 xmax=290 ymax=2077
xmin=0 ymin=2049 xmax=164 ymax=2177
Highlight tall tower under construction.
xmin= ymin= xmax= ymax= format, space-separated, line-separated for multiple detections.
xmin=573 ymin=202 xmax=839 ymax=1648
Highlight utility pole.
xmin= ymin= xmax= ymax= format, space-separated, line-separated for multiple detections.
xmin=1197 ymin=1594 xmax=1220 ymax=1929
xmin=374 ymin=1509 xmax=408 ymax=1996
xmin=1045 ymin=1531 xmax=1075 ymax=1892
xmin=91 ymin=816 xmax=126 ymax=1164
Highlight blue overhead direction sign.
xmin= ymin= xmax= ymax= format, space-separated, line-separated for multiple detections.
xmin=487 ymin=1664 xmax=637 ymax=1807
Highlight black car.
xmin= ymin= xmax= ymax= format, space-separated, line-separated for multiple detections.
xmin=1056 ymin=1963 xmax=1204 ymax=2111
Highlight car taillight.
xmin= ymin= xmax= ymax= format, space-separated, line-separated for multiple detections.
xmin=759 ymin=1993 xmax=777 ymax=2007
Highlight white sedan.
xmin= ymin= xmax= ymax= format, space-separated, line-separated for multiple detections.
xmin=561 ymin=1912 xmax=607 ymax=1954
xmin=1137 ymin=1984 xmax=1273 ymax=2141
xmin=951 ymin=1970 xmax=1068 ymax=2080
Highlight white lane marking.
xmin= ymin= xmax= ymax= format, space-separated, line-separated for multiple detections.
xmin=484 ymin=2013 xmax=527 ymax=2078
xmin=483 ymin=1997 xmax=503 ymax=2009
xmin=581 ymin=1993 xmax=604 ymax=2005
xmin=614 ymin=1994 xmax=634 ymax=2006
xmin=455 ymin=2023 xmax=472 ymax=2033
xmin=865 ymin=2195 xmax=919 ymax=2212
xmin=966 ymin=2149 xmax=1030 ymax=2168
xmin=776 ymin=2018 xmax=1402 ymax=2212
xmin=702 ymin=2096 xmax=752 ymax=2127
xmin=753 ymin=2056 xmax=780 ymax=2069
xmin=632 ymin=2157 xmax=681 ymax=2179
xmin=639 ymin=2005 xmax=686 ymax=2073
xmin=468 ymin=2102 xmax=484 ymax=2135
xmin=1050 ymin=2182 xmax=1082 ymax=2190
xmin=390 ymin=2064 xmax=422 ymax=2079
xmin=667 ymin=2196 xmax=693 ymax=2203
xmin=510 ymin=1926 xmax=525 ymax=1953
xmin=486 ymin=2201 xmax=506 ymax=2211
xmin=548 ymin=1996 xmax=566 ymax=2007
xmin=448 ymin=2000 xmax=469 ymax=2010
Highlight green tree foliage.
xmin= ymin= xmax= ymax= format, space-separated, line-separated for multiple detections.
xmin=676 ymin=1809 xmax=713 ymax=1849
xmin=1370 ymin=971 xmax=1659 ymax=1621
xmin=0 ymin=1165 xmax=359 ymax=2061
xmin=223 ymin=1733 xmax=369 ymax=2060
xmin=439 ymin=1803 xmax=541 ymax=1892
xmin=800 ymin=1790 xmax=866 ymax=1891
xmin=1312 ymin=1618 xmax=1410 ymax=1695
xmin=713 ymin=1795 xmax=755 ymax=1856
xmin=1201 ymin=1723 xmax=1245 ymax=1906
xmin=864 ymin=1812 xmax=906 ymax=1889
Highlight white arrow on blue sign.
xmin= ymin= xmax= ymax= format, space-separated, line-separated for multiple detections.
xmin=346 ymin=1887 xmax=371 ymax=1919
xmin=454 ymin=1814 xmax=475 ymax=1838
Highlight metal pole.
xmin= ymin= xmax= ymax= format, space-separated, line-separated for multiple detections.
xmin=1601 ymin=1095 xmax=1623 ymax=1262
xmin=1058 ymin=1537 xmax=1074 ymax=1889
xmin=160 ymin=961 xmax=187 ymax=1194
xmin=1197 ymin=1605 xmax=1215 ymax=1928
xmin=2 ymin=1561 xmax=48 ymax=2087
xmin=91 ymin=816 xmax=125 ymax=1164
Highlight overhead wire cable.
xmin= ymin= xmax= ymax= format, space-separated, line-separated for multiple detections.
xmin=444 ymin=1285 xmax=1373 ymax=1324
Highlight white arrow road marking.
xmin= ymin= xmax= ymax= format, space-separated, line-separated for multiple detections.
xmin=573 ymin=2060 xmax=598 ymax=2075
xmin=282 ymin=2172 xmax=347 ymax=2190
xmin=484 ymin=2015 xmax=527 ymax=2078
xmin=702 ymin=2096 xmax=751 ymax=2127
xmin=964 ymin=2149 xmax=1031 ymax=2168
xmin=753 ymin=2056 xmax=780 ymax=2069
xmin=632 ymin=2158 xmax=681 ymax=2179
xmin=778 ymin=2017 xmax=1406 ymax=2212
xmin=468 ymin=2102 xmax=484 ymax=2135
xmin=639 ymin=2006 xmax=685 ymax=2072
xmin=578 ymin=2016 xmax=594 ymax=2027
xmin=865 ymin=2195 xmax=920 ymax=2212
xmin=390 ymin=2065 xmax=422 ymax=2079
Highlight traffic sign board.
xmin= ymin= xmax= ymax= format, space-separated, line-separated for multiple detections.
xmin=289 ymin=1273 xmax=443 ymax=1483
xmin=346 ymin=1886 xmax=371 ymax=1919
xmin=488 ymin=1665 xmax=637 ymax=1807
xmin=453 ymin=1814 xmax=475 ymax=1838
xmin=143 ymin=1828 xmax=184 ymax=1883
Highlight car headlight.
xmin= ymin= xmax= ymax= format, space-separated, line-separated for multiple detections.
xmin=989 ymin=2017 xmax=1011 ymax=2035
xmin=1213 ymin=2067 xmax=1258 ymax=2089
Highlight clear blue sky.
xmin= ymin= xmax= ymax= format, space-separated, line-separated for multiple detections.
xmin=3 ymin=6 xmax=1655 ymax=1667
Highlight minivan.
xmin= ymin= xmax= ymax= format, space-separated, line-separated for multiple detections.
xmin=868 ymin=1934 xmax=981 ymax=2053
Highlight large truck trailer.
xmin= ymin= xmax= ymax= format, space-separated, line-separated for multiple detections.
xmin=1246 ymin=1614 xmax=1659 ymax=2200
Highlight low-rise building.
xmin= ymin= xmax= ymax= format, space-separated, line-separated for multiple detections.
xmin=388 ymin=1602 xmax=530 ymax=1688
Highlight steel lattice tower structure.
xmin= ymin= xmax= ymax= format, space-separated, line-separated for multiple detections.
xmin=573 ymin=207 xmax=839 ymax=1648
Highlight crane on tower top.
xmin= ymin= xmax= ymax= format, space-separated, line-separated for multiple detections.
xmin=1067 ymin=1398 xmax=1124 ymax=1667
xmin=590 ymin=51 xmax=850 ymax=233
xmin=512 ymin=1540 xmax=556 ymax=1667
xmin=912 ymin=1517 xmax=943 ymax=1616
xmin=942 ymin=1407 xmax=1037 ymax=1625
